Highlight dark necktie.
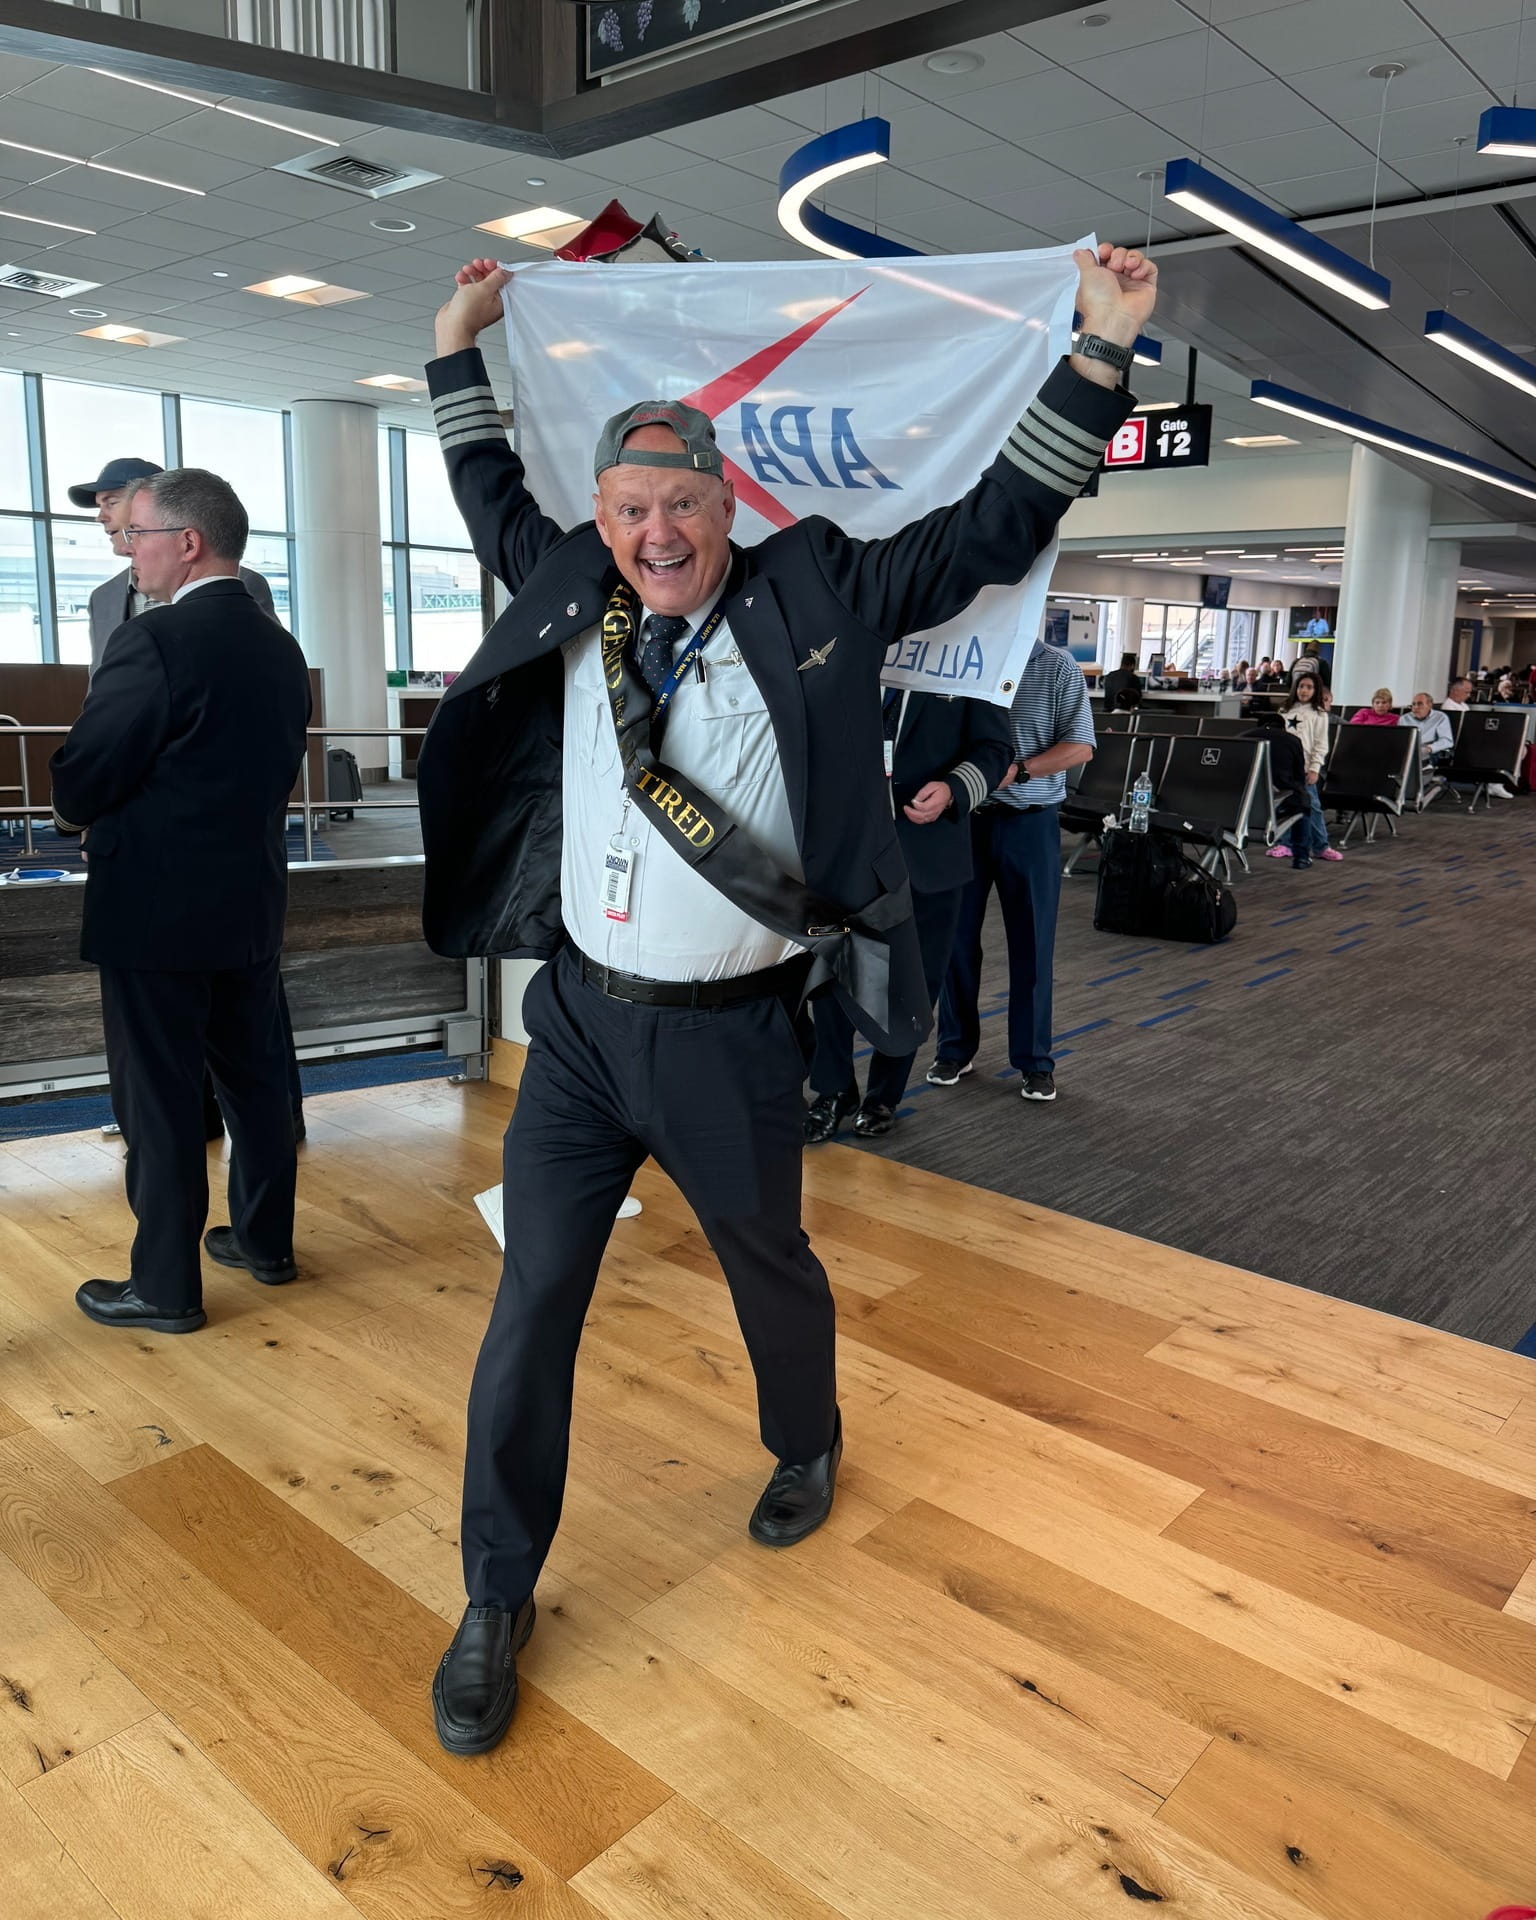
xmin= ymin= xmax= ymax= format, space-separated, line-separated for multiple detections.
xmin=638 ymin=613 xmax=691 ymax=700
xmin=881 ymin=686 xmax=903 ymax=743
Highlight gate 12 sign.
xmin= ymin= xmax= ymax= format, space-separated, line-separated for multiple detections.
xmin=1104 ymin=402 xmax=1213 ymax=472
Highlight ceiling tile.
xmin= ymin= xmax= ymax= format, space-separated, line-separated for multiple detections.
xmin=1224 ymin=0 xmax=1436 ymax=74
xmin=1025 ymin=113 xmax=1187 ymax=174
xmin=1071 ymin=30 xmax=1268 ymax=107
xmin=872 ymin=99 xmax=996 ymax=166
xmin=90 ymin=133 xmax=261 ymax=194
xmin=627 ymin=160 xmax=774 ymax=212
xmin=1449 ymin=23 xmax=1536 ymax=97
xmin=887 ymin=201 xmax=1033 ymax=253
xmin=1017 ymin=0 xmax=1194 ymax=63
xmin=663 ymin=104 xmax=811 ymax=159
xmin=217 ymin=169 xmax=354 ymax=218
xmin=875 ymin=32 xmax=1052 ymax=103
xmin=944 ymin=68 xmax=1126 ymax=140
xmin=916 ymin=143 xmax=1059 ymax=204
xmin=0 ymin=97 xmax=143 ymax=160
xmin=561 ymin=136 xmax=689 ymax=181
xmin=454 ymin=154 xmax=608 ymax=204
xmin=1262 ymin=161 xmax=1414 ymax=213
xmin=13 ymin=67 xmax=211 ymax=135
xmin=1415 ymin=0 xmax=1519 ymax=30
xmin=1150 ymin=81 xmax=1331 ymax=152
xmin=1339 ymin=93 xmax=1496 ymax=161
xmin=1294 ymin=40 xmax=1494 ymax=119
xmin=1206 ymin=124 xmax=1379 ymax=186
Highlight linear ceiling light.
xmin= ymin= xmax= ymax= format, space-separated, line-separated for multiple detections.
xmin=245 ymin=275 xmax=366 ymax=305
xmin=1164 ymin=156 xmax=1389 ymax=310
xmin=1250 ymin=378 xmax=1536 ymax=502
xmin=778 ymin=118 xmax=917 ymax=261
xmin=0 ymin=136 xmax=203 ymax=195
xmin=1424 ymin=308 xmax=1536 ymax=401
xmin=1226 ymin=433 xmax=1299 ymax=446
xmin=0 ymin=206 xmax=95 ymax=235
xmin=87 ymin=69 xmax=340 ymax=146
xmin=1476 ymin=105 xmax=1536 ymax=157
xmin=356 ymin=373 xmax=427 ymax=391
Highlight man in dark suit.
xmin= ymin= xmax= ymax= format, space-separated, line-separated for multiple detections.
xmin=1099 ymin=650 xmax=1143 ymax=712
xmin=70 ymin=454 xmax=301 ymax=1144
xmin=70 ymin=456 xmax=276 ymax=679
xmin=50 ymin=468 xmax=311 ymax=1336
xmin=419 ymin=245 xmax=1155 ymax=1755
xmin=803 ymin=689 xmax=1014 ymax=1140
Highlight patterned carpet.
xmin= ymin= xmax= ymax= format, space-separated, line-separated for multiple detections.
xmin=840 ymin=795 xmax=1536 ymax=1352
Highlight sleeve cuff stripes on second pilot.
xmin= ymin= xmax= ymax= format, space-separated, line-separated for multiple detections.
xmin=1001 ymin=398 xmax=1105 ymax=499
xmin=949 ymin=761 xmax=989 ymax=811
xmin=433 ymin=383 xmax=505 ymax=452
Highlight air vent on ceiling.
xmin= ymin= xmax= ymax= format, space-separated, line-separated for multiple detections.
xmin=275 ymin=148 xmax=441 ymax=200
xmin=0 ymin=264 xmax=102 ymax=300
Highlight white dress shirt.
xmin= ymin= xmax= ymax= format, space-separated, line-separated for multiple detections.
xmin=171 ymin=572 xmax=240 ymax=604
xmin=560 ymin=599 xmax=805 ymax=981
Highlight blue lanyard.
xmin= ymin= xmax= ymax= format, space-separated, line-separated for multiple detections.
xmin=651 ymin=598 xmax=730 ymax=721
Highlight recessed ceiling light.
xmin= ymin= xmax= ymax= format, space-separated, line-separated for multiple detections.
xmin=356 ymin=373 xmax=428 ymax=390
xmin=1081 ymin=12 xmax=1112 ymax=25
xmin=69 ymin=306 xmax=108 ymax=319
xmin=476 ymin=206 xmax=584 ymax=247
xmin=370 ymin=215 xmax=416 ymax=234
xmin=925 ymin=50 xmax=983 ymax=74
xmin=1225 ymin=433 xmax=1299 ymax=446
xmin=79 ymin=322 xmax=184 ymax=346
xmin=525 ymin=177 xmax=548 ymax=188
xmin=211 ymin=269 xmax=230 ymax=278
xmin=246 ymin=274 xmax=366 ymax=305
xmin=0 ymin=207 xmax=96 ymax=236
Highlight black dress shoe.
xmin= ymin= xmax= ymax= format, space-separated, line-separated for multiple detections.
xmin=748 ymin=1410 xmax=842 ymax=1548
xmin=803 ymin=1084 xmax=859 ymax=1144
xmin=432 ymin=1598 xmax=536 ymax=1755
xmin=203 ymin=1225 xmax=297 ymax=1286
xmin=853 ymin=1098 xmax=895 ymax=1137
xmin=75 ymin=1280 xmax=205 ymax=1334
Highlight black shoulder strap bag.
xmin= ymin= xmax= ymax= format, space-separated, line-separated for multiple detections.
xmin=600 ymin=578 xmax=910 ymax=1027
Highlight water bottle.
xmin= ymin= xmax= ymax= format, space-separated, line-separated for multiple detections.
xmin=1129 ymin=769 xmax=1153 ymax=834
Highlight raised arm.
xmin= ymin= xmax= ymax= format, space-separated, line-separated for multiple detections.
xmin=807 ymin=246 xmax=1156 ymax=642
xmin=427 ymin=259 xmax=566 ymax=593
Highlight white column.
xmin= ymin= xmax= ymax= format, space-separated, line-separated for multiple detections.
xmin=1413 ymin=539 xmax=1460 ymax=701
xmin=1333 ymin=446 xmax=1434 ymax=707
xmin=290 ymin=399 xmax=388 ymax=779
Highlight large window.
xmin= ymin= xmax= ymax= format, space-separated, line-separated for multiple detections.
xmin=379 ymin=424 xmax=489 ymax=672
xmin=0 ymin=370 xmax=295 ymax=663
xmin=1139 ymin=602 xmax=1264 ymax=677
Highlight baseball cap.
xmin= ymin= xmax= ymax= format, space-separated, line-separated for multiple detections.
xmin=593 ymin=401 xmax=722 ymax=482
xmin=67 ymin=456 xmax=163 ymax=509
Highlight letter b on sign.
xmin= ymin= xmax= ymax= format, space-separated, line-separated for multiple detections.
xmin=1105 ymin=418 xmax=1147 ymax=468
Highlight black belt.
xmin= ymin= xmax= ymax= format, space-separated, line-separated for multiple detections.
xmin=573 ymin=946 xmax=810 ymax=1010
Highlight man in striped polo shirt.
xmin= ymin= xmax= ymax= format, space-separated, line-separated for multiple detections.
xmin=927 ymin=638 xmax=1095 ymax=1102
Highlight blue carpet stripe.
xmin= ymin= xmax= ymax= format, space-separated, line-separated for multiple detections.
xmin=1160 ymin=979 xmax=1210 ymax=999
xmin=1243 ymin=967 xmax=1293 ymax=988
xmin=1053 ymin=1018 xmax=1112 ymax=1043
xmin=1086 ymin=967 xmax=1142 ymax=987
xmin=1139 ymin=1005 xmax=1197 ymax=1028
xmin=1399 ymin=914 xmax=1428 ymax=927
xmin=1334 ymin=922 xmax=1371 ymax=934
xmin=1256 ymin=948 xmax=1300 ymax=963
xmin=1331 ymin=938 xmax=1368 ymax=953
xmin=1269 ymin=912 xmax=1308 ymax=926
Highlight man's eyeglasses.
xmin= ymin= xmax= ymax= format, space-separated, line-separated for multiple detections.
xmin=121 ymin=525 xmax=189 ymax=547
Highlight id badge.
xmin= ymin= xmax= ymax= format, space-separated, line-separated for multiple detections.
xmin=600 ymin=842 xmax=635 ymax=921
xmin=883 ymin=738 xmax=895 ymax=778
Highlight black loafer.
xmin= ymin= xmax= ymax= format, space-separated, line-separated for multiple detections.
xmin=432 ymin=1598 xmax=536 ymax=1755
xmin=853 ymin=1099 xmax=895 ymax=1137
xmin=803 ymin=1084 xmax=859 ymax=1144
xmin=748 ymin=1410 xmax=842 ymax=1548
xmin=75 ymin=1279 xmax=205 ymax=1334
xmin=203 ymin=1226 xmax=297 ymax=1287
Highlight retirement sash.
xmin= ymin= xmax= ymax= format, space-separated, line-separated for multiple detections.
xmin=599 ymin=577 xmax=910 ymax=1025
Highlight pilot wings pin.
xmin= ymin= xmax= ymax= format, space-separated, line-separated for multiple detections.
xmin=797 ymin=637 xmax=837 ymax=672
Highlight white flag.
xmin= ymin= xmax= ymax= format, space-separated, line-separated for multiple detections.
xmin=500 ymin=244 xmax=1086 ymax=705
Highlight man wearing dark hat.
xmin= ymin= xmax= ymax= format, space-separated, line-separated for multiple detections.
xmin=420 ymin=245 xmax=1157 ymax=1756
xmin=71 ymin=455 xmax=274 ymax=678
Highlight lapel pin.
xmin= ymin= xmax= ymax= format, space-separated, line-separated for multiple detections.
xmin=798 ymin=637 xmax=837 ymax=672
xmin=566 ymin=602 xmax=580 ymax=618
xmin=745 ymin=595 xmax=754 ymax=608
xmin=538 ymin=622 xmax=552 ymax=639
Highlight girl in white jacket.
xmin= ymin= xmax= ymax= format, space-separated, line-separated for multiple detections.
xmin=1266 ymin=672 xmax=1343 ymax=868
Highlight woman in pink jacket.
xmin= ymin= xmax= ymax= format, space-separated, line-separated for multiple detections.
xmin=1349 ymin=687 xmax=1400 ymax=725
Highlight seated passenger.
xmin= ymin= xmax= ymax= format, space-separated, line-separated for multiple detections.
xmin=1349 ymin=687 xmax=1399 ymax=725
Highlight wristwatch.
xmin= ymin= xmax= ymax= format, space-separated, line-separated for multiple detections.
xmin=1073 ymin=332 xmax=1136 ymax=376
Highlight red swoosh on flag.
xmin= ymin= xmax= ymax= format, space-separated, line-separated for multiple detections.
xmin=679 ymin=287 xmax=868 ymax=531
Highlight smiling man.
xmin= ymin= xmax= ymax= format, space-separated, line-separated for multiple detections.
xmin=418 ymin=245 xmax=1156 ymax=1756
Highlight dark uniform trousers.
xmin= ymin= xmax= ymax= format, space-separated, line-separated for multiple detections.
xmin=938 ymin=804 xmax=1063 ymax=1076
xmin=99 ymin=954 xmax=298 ymax=1313
xmin=809 ymin=883 xmax=964 ymax=1109
xmin=462 ymin=946 xmax=836 ymax=1610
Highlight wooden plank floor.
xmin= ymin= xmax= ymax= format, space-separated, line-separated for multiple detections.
xmin=2 ymin=1077 xmax=1536 ymax=1920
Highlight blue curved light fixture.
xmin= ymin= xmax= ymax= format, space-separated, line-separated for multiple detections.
xmin=1249 ymin=378 xmax=1536 ymax=502
xmin=777 ymin=118 xmax=921 ymax=261
xmin=1165 ymin=156 xmax=1390 ymax=311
